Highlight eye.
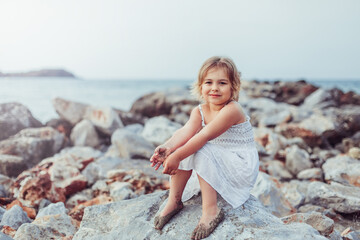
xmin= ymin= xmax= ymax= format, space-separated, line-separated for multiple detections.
xmin=220 ymin=81 xmax=228 ymax=85
xmin=204 ymin=81 xmax=212 ymax=85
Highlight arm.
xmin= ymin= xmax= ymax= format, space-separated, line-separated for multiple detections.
xmin=150 ymin=107 xmax=202 ymax=169
xmin=163 ymin=102 xmax=245 ymax=174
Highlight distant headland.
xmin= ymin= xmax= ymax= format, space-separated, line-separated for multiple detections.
xmin=0 ymin=69 xmax=76 ymax=78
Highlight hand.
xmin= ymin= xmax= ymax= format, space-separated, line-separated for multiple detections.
xmin=162 ymin=155 xmax=180 ymax=175
xmin=150 ymin=145 xmax=171 ymax=170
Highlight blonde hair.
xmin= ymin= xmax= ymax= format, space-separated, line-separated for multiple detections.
xmin=191 ymin=56 xmax=241 ymax=102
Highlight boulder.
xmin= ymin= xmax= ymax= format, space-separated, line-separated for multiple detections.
xmin=141 ymin=116 xmax=182 ymax=146
xmin=0 ymin=127 xmax=65 ymax=168
xmin=0 ymin=154 xmax=27 ymax=177
xmin=70 ymin=119 xmax=101 ymax=148
xmin=11 ymin=147 xmax=100 ymax=208
xmin=66 ymin=189 xmax=94 ymax=210
xmin=297 ymin=168 xmax=323 ymax=181
xmin=0 ymin=102 xmax=42 ymax=141
xmin=349 ymin=147 xmax=360 ymax=160
xmin=250 ymin=172 xmax=295 ymax=217
xmin=281 ymin=211 xmax=334 ymax=237
xmin=253 ymin=127 xmax=283 ymax=158
xmin=111 ymin=129 xmax=154 ymax=159
xmin=84 ymin=106 xmax=123 ymax=136
xmin=0 ymin=174 xmax=13 ymax=198
xmin=81 ymin=157 xmax=123 ymax=185
xmin=0 ymin=205 xmax=31 ymax=230
xmin=52 ymin=98 xmax=88 ymax=125
xmin=130 ymin=88 xmax=198 ymax=119
xmin=0 ymin=206 xmax=5 ymax=221
xmin=306 ymin=181 xmax=360 ymax=214
xmin=109 ymin=182 xmax=134 ymax=201
xmin=285 ymin=145 xmax=313 ymax=175
xmin=322 ymin=155 xmax=360 ymax=187
xmin=265 ymin=160 xmax=293 ymax=180
xmin=242 ymin=80 xmax=318 ymax=105
xmin=68 ymin=195 xmax=112 ymax=223
xmin=130 ymin=92 xmax=169 ymax=117
xmin=73 ymin=191 xmax=326 ymax=240
xmin=36 ymin=202 xmax=67 ymax=219
xmin=0 ymin=232 xmax=13 ymax=240
xmin=46 ymin=118 xmax=73 ymax=138
xmin=14 ymin=213 xmax=77 ymax=240
xmin=280 ymin=181 xmax=307 ymax=209
xmin=301 ymin=88 xmax=338 ymax=109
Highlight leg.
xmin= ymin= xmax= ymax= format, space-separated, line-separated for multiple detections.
xmin=154 ymin=169 xmax=192 ymax=230
xmin=197 ymin=174 xmax=219 ymax=224
xmin=160 ymin=169 xmax=192 ymax=216
xmin=191 ymin=174 xmax=224 ymax=240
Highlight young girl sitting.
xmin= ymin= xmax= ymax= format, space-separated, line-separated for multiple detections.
xmin=150 ymin=56 xmax=259 ymax=240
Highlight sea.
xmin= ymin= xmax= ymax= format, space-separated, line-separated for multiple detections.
xmin=0 ymin=77 xmax=359 ymax=124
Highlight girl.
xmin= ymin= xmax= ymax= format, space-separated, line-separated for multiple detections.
xmin=150 ymin=56 xmax=259 ymax=240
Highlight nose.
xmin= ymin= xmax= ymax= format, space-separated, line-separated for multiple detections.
xmin=211 ymin=83 xmax=219 ymax=91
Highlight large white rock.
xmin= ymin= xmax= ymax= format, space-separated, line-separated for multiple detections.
xmin=285 ymin=145 xmax=313 ymax=175
xmin=52 ymin=97 xmax=88 ymax=125
xmin=0 ymin=205 xmax=32 ymax=230
xmin=14 ymin=213 xmax=77 ymax=240
xmin=109 ymin=182 xmax=134 ymax=201
xmin=70 ymin=119 xmax=101 ymax=147
xmin=322 ymin=155 xmax=360 ymax=187
xmin=36 ymin=202 xmax=68 ymax=219
xmin=141 ymin=116 xmax=182 ymax=146
xmin=81 ymin=156 xmax=123 ymax=185
xmin=0 ymin=127 xmax=65 ymax=168
xmin=111 ymin=128 xmax=154 ymax=159
xmin=253 ymin=127 xmax=283 ymax=158
xmin=299 ymin=114 xmax=336 ymax=136
xmin=0 ymin=102 xmax=42 ymax=141
xmin=73 ymin=191 xmax=326 ymax=240
xmin=281 ymin=211 xmax=334 ymax=237
xmin=0 ymin=154 xmax=27 ymax=177
xmin=84 ymin=106 xmax=123 ymax=135
xmin=266 ymin=160 xmax=293 ymax=180
xmin=306 ymin=181 xmax=360 ymax=214
xmin=250 ymin=172 xmax=295 ymax=217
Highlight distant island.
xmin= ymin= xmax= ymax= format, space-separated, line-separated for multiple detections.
xmin=0 ymin=69 xmax=76 ymax=78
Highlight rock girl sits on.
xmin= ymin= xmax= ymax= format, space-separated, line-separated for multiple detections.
xmin=150 ymin=56 xmax=259 ymax=240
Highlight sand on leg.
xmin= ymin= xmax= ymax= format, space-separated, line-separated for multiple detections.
xmin=154 ymin=169 xmax=192 ymax=230
xmin=191 ymin=174 xmax=224 ymax=240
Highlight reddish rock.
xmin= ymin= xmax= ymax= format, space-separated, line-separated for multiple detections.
xmin=277 ymin=124 xmax=322 ymax=147
xmin=69 ymin=195 xmax=112 ymax=222
xmin=6 ymin=199 xmax=36 ymax=219
xmin=1 ymin=226 xmax=16 ymax=238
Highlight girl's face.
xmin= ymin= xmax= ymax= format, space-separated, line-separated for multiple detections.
xmin=201 ymin=67 xmax=232 ymax=106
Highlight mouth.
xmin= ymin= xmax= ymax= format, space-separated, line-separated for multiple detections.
xmin=209 ymin=94 xmax=221 ymax=97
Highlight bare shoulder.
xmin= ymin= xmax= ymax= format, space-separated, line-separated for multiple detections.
xmin=223 ymin=101 xmax=246 ymax=124
xmin=184 ymin=105 xmax=202 ymax=127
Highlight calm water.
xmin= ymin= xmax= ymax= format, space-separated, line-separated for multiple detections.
xmin=0 ymin=78 xmax=359 ymax=123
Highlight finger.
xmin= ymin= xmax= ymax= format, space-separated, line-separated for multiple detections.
xmin=155 ymin=162 xmax=162 ymax=171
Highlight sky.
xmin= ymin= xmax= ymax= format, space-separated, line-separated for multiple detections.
xmin=0 ymin=0 xmax=359 ymax=80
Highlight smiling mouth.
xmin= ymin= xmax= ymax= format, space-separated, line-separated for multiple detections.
xmin=209 ymin=94 xmax=221 ymax=97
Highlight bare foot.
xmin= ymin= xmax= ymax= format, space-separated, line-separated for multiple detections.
xmin=191 ymin=208 xmax=225 ymax=240
xmin=154 ymin=200 xmax=183 ymax=230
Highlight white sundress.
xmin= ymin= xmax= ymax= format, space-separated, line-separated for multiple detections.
xmin=178 ymin=104 xmax=259 ymax=209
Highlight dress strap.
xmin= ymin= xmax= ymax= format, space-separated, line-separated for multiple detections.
xmin=198 ymin=104 xmax=206 ymax=127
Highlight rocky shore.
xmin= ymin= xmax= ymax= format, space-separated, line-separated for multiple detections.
xmin=0 ymin=80 xmax=360 ymax=239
